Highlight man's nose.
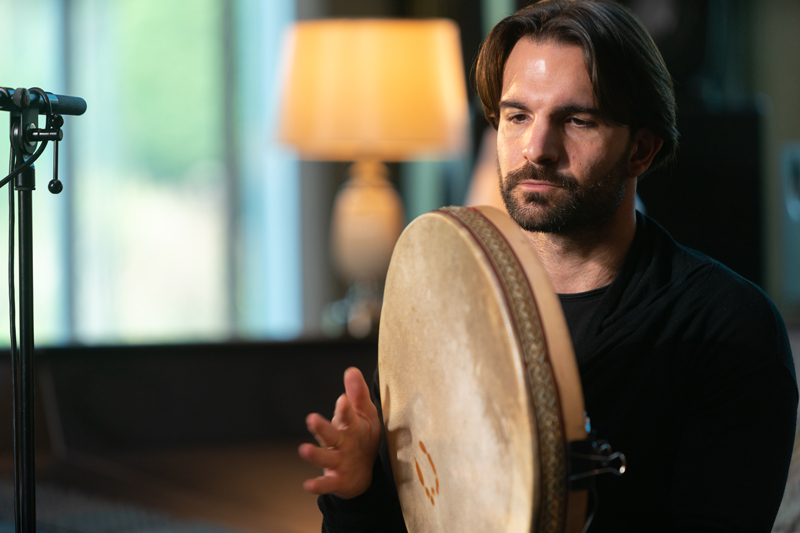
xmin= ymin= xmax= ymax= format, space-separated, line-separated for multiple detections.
xmin=522 ymin=118 xmax=560 ymax=166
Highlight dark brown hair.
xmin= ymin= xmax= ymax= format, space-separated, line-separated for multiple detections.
xmin=475 ymin=0 xmax=678 ymax=174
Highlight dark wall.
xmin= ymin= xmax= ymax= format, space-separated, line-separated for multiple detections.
xmin=0 ymin=340 xmax=378 ymax=454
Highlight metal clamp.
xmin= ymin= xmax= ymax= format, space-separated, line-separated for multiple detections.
xmin=568 ymin=437 xmax=627 ymax=490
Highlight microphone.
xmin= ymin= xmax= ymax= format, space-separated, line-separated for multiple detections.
xmin=0 ymin=87 xmax=87 ymax=116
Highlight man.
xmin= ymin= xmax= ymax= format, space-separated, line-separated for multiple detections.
xmin=299 ymin=1 xmax=798 ymax=531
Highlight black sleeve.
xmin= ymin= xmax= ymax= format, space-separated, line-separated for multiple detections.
xmin=669 ymin=319 xmax=798 ymax=532
xmin=318 ymin=366 xmax=407 ymax=532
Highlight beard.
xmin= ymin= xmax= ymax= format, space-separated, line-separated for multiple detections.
xmin=499 ymin=153 xmax=630 ymax=234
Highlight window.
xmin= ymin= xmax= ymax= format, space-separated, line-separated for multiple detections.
xmin=0 ymin=0 xmax=301 ymax=345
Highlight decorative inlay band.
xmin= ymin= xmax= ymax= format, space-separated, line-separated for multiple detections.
xmin=437 ymin=206 xmax=567 ymax=533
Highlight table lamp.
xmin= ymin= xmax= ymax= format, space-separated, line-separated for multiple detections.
xmin=278 ymin=19 xmax=469 ymax=336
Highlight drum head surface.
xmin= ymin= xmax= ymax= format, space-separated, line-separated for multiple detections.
xmin=378 ymin=206 xmax=585 ymax=533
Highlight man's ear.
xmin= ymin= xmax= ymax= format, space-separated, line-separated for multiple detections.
xmin=628 ymin=128 xmax=663 ymax=179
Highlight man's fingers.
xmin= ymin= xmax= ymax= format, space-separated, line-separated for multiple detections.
xmin=303 ymin=474 xmax=341 ymax=495
xmin=343 ymin=367 xmax=374 ymax=414
xmin=306 ymin=413 xmax=341 ymax=448
xmin=299 ymin=368 xmax=380 ymax=499
xmin=298 ymin=442 xmax=340 ymax=470
xmin=332 ymin=391 xmax=356 ymax=428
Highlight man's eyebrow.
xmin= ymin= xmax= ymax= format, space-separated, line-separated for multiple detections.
xmin=498 ymin=100 xmax=603 ymax=117
xmin=499 ymin=99 xmax=529 ymax=111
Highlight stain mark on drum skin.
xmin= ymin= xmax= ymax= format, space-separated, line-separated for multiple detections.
xmin=415 ymin=458 xmax=425 ymax=485
xmin=417 ymin=440 xmax=440 ymax=504
xmin=427 ymin=451 xmax=437 ymax=476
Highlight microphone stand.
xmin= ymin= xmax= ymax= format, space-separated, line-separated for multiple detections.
xmin=1 ymin=87 xmax=86 ymax=533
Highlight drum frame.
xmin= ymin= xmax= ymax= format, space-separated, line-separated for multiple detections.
xmin=379 ymin=206 xmax=588 ymax=533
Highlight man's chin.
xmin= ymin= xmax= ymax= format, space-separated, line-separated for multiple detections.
xmin=501 ymin=189 xmax=572 ymax=231
xmin=506 ymin=206 xmax=563 ymax=233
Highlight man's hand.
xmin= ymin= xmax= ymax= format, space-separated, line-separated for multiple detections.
xmin=299 ymin=367 xmax=381 ymax=499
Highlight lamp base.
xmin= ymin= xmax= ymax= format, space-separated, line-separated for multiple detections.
xmin=330 ymin=160 xmax=405 ymax=284
xmin=328 ymin=160 xmax=405 ymax=337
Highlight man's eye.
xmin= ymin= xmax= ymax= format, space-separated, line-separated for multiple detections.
xmin=569 ymin=117 xmax=594 ymax=127
xmin=508 ymin=114 xmax=526 ymax=123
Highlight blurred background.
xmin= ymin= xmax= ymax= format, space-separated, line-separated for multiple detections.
xmin=0 ymin=0 xmax=799 ymax=532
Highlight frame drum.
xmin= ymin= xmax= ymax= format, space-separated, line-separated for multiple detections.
xmin=378 ymin=206 xmax=587 ymax=533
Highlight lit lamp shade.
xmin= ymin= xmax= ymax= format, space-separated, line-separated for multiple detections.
xmin=277 ymin=19 xmax=469 ymax=161
xmin=277 ymin=19 xmax=469 ymax=291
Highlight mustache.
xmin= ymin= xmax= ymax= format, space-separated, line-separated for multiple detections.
xmin=502 ymin=164 xmax=578 ymax=190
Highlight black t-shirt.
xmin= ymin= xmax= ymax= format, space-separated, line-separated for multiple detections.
xmin=559 ymin=286 xmax=608 ymax=363
xmin=319 ymin=213 xmax=798 ymax=533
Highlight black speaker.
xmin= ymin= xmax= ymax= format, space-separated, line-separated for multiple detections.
xmin=638 ymin=109 xmax=763 ymax=286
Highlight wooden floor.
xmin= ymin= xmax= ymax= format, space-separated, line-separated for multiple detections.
xmin=1 ymin=442 xmax=323 ymax=533
xmin=8 ymin=432 xmax=800 ymax=533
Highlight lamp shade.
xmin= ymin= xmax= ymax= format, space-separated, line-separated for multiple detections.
xmin=278 ymin=19 xmax=469 ymax=161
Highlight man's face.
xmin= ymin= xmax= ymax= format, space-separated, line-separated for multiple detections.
xmin=497 ymin=38 xmax=634 ymax=234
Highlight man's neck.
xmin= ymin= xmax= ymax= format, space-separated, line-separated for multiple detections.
xmin=524 ymin=205 xmax=637 ymax=294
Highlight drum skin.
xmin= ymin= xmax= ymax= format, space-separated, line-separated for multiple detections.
xmin=378 ymin=206 xmax=587 ymax=533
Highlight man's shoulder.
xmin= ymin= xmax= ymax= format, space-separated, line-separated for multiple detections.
xmin=643 ymin=213 xmax=768 ymax=304
xmin=642 ymin=214 xmax=791 ymax=362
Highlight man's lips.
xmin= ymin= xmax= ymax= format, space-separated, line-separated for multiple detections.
xmin=516 ymin=180 xmax=560 ymax=193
